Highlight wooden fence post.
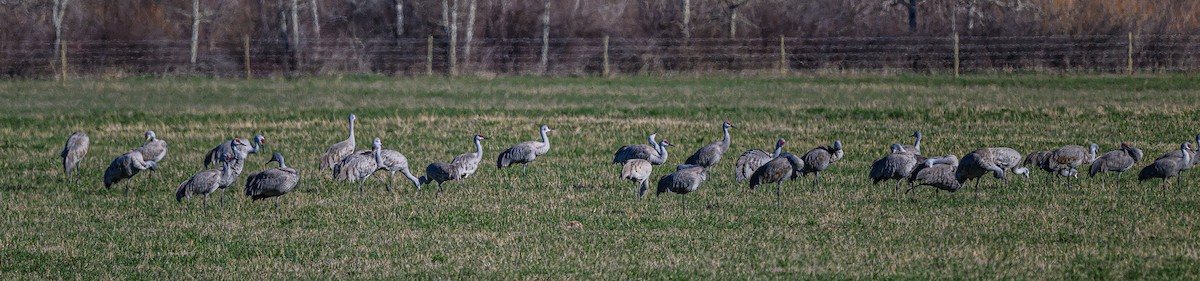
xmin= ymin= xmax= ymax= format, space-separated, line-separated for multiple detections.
xmin=603 ymin=35 xmax=610 ymax=77
xmin=427 ymin=35 xmax=434 ymax=76
xmin=953 ymin=32 xmax=960 ymax=79
xmin=1127 ymin=32 xmax=1134 ymax=75
xmin=243 ymin=35 xmax=252 ymax=80
xmin=779 ymin=34 xmax=786 ymax=75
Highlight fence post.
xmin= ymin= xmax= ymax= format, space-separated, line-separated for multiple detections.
xmin=427 ymin=35 xmax=434 ymax=76
xmin=779 ymin=34 xmax=786 ymax=75
xmin=953 ymin=32 xmax=959 ymax=79
xmin=243 ymin=35 xmax=251 ymax=80
xmin=1127 ymin=32 xmax=1133 ymax=75
xmin=59 ymin=39 xmax=67 ymax=81
xmin=603 ymin=35 xmax=610 ymax=77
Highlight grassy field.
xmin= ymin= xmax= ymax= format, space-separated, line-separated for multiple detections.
xmin=2 ymin=74 xmax=1199 ymax=279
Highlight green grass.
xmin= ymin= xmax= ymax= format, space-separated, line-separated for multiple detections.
xmin=2 ymin=74 xmax=1200 ymax=279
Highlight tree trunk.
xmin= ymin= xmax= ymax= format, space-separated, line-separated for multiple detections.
xmin=907 ymin=0 xmax=917 ymax=33
xmin=310 ymin=0 xmax=320 ymax=42
xmin=190 ymin=0 xmax=200 ymax=65
xmin=729 ymin=5 xmax=738 ymax=39
xmin=290 ymin=0 xmax=301 ymax=67
xmin=449 ymin=0 xmax=458 ymax=75
xmin=394 ymin=0 xmax=404 ymax=38
xmin=539 ymin=0 xmax=550 ymax=74
xmin=52 ymin=0 xmax=70 ymax=67
xmin=681 ymin=0 xmax=690 ymax=40
xmin=278 ymin=0 xmax=291 ymax=69
xmin=463 ymin=0 xmax=476 ymax=72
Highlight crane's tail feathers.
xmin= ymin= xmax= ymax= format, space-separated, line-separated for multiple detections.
xmin=419 ymin=176 xmax=431 ymax=185
xmin=497 ymin=149 xmax=513 ymax=168
xmin=1137 ymin=166 xmax=1156 ymax=181
xmin=174 ymin=182 xmax=188 ymax=202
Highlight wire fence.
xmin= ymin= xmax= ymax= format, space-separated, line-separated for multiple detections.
xmin=2 ymin=34 xmax=1199 ymax=79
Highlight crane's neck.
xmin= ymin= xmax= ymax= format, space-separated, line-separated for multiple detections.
xmin=657 ymin=143 xmax=669 ymax=159
xmin=474 ymin=139 xmax=483 ymax=156
xmin=348 ymin=120 xmax=355 ymax=142
xmin=278 ymin=158 xmax=288 ymax=169
xmin=250 ymin=138 xmax=261 ymax=153
xmin=721 ymin=126 xmax=731 ymax=147
xmin=648 ymin=134 xmax=657 ymax=147
xmin=540 ymin=130 xmax=551 ymax=147
xmin=771 ymin=144 xmax=783 ymax=157
xmin=374 ymin=151 xmax=384 ymax=167
xmin=913 ymin=134 xmax=922 ymax=151
xmin=1183 ymin=146 xmax=1191 ymax=164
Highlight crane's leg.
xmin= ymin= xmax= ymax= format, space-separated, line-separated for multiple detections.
xmin=387 ymin=172 xmax=395 ymax=193
xmin=974 ymin=178 xmax=980 ymax=199
xmin=776 ymin=180 xmax=783 ymax=207
xmin=681 ymin=194 xmax=687 ymax=213
xmin=894 ymin=180 xmax=901 ymax=198
xmin=522 ymin=164 xmax=528 ymax=177
xmin=1162 ymin=178 xmax=1168 ymax=192
xmin=812 ymin=171 xmax=820 ymax=190
xmin=220 ymin=189 xmax=225 ymax=206
xmin=202 ymin=194 xmax=208 ymax=208
xmin=637 ymin=181 xmax=648 ymax=197
xmin=1177 ymin=175 xmax=1182 ymax=193
xmin=358 ymin=179 xmax=364 ymax=194
xmin=274 ymin=197 xmax=280 ymax=209
xmin=437 ymin=182 xmax=443 ymax=197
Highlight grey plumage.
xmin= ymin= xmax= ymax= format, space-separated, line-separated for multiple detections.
xmin=1140 ymin=142 xmax=1192 ymax=192
xmin=245 ymin=152 xmax=300 ymax=208
xmin=339 ymin=139 xmax=386 ymax=193
xmin=1090 ymin=143 xmax=1143 ymax=188
xmin=214 ymin=139 xmax=249 ymax=205
xmin=451 ymin=134 xmax=488 ymax=181
xmin=320 ymin=113 xmax=357 ymax=176
xmin=497 ymin=125 xmax=554 ymax=176
xmin=748 ymin=153 xmax=804 ymax=206
xmin=685 ymin=121 xmax=734 ymax=168
xmin=1048 ymin=143 xmax=1098 ymax=189
xmin=1156 ymin=134 xmax=1200 ymax=182
xmin=800 ymin=140 xmax=844 ymax=189
xmin=134 ymin=130 xmax=168 ymax=179
xmin=901 ymin=131 xmax=923 ymax=155
xmin=60 ymin=131 xmax=89 ymax=183
xmin=656 ymin=165 xmax=708 ymax=211
xmin=613 ymin=134 xmax=673 ymax=165
xmin=734 ymin=138 xmax=786 ymax=182
xmin=175 ymin=152 xmax=231 ymax=207
xmin=1024 ymin=150 xmax=1055 ymax=188
xmin=621 ymin=159 xmax=652 ymax=197
xmin=907 ymin=155 xmax=962 ymax=193
xmin=869 ymin=144 xmax=920 ymax=194
xmin=103 ymin=150 xmax=158 ymax=195
xmin=420 ymin=162 xmax=457 ymax=195
xmin=204 ymin=134 xmax=265 ymax=168
xmin=956 ymin=148 xmax=1010 ymax=197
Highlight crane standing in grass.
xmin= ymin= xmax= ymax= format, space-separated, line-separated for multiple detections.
xmin=498 ymin=125 xmax=554 ymax=176
xmin=613 ymin=133 xmax=673 ymax=165
xmin=245 ymin=152 xmax=300 ymax=208
xmin=1140 ymin=142 xmax=1192 ymax=192
xmin=1089 ymin=143 xmax=1143 ymax=188
xmin=621 ymin=159 xmax=652 ymax=197
xmin=175 ymin=152 xmax=231 ymax=207
xmin=870 ymin=144 xmax=920 ymax=196
xmin=205 ymin=134 xmax=265 ymax=168
xmin=657 ymin=165 xmax=708 ymax=212
xmin=734 ymin=138 xmax=786 ymax=183
xmin=103 ymin=150 xmax=158 ymax=195
xmin=800 ymin=140 xmax=844 ymax=189
xmin=748 ymin=153 xmax=804 ymax=206
xmin=452 ymin=134 xmax=489 ymax=183
xmin=320 ymin=113 xmax=357 ymax=177
xmin=134 ymin=130 xmax=168 ymax=179
xmin=685 ymin=121 xmax=734 ymax=169
xmin=60 ymin=131 xmax=89 ymax=184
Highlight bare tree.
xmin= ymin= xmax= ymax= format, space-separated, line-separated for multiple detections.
xmin=724 ymin=0 xmax=750 ymax=39
xmin=51 ymin=0 xmax=71 ymax=67
xmin=462 ymin=0 xmax=476 ymax=71
xmin=959 ymin=0 xmax=1038 ymax=32
xmin=394 ymin=0 xmax=404 ymax=38
xmin=278 ymin=0 xmax=291 ymax=67
xmin=290 ymin=0 xmax=301 ymax=59
xmin=310 ymin=0 xmax=320 ymax=42
xmin=681 ymin=0 xmax=690 ymax=40
xmin=190 ymin=0 xmax=200 ymax=64
xmin=539 ymin=0 xmax=550 ymax=74
xmin=887 ymin=0 xmax=922 ymax=33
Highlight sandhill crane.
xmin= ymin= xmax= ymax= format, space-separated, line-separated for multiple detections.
xmin=1048 ymin=143 xmax=1098 ymax=189
xmin=1089 ymin=143 xmax=1144 ymax=188
xmin=748 ymin=153 xmax=804 ymax=206
xmin=902 ymin=131 xmax=923 ymax=155
xmin=175 ymin=152 xmax=231 ymax=207
xmin=215 ymin=139 xmax=249 ymax=205
xmin=906 ymin=155 xmax=962 ymax=194
xmin=734 ymin=138 xmax=786 ymax=182
xmin=204 ymin=134 xmax=265 ymax=168
xmin=134 ymin=130 xmax=168 ymax=179
xmin=451 ymin=134 xmax=489 ymax=182
xmin=360 ymin=137 xmax=423 ymax=191
xmin=1024 ymin=150 xmax=1055 ymax=188
xmin=497 ymin=125 xmax=554 ymax=176
xmin=1140 ymin=142 xmax=1192 ymax=192
xmin=685 ymin=121 xmax=734 ymax=168
xmin=1156 ymin=134 xmax=1200 ymax=182
xmin=245 ymin=152 xmax=300 ymax=208
xmin=613 ymin=134 xmax=673 ymax=165
xmin=957 ymin=148 xmax=1011 ymax=197
xmin=420 ymin=162 xmax=457 ymax=195
xmin=103 ymin=150 xmax=158 ymax=195
xmin=621 ymin=159 xmax=652 ymax=197
xmin=60 ymin=131 xmax=89 ymax=183
xmin=340 ymin=138 xmax=386 ymax=193
xmin=320 ymin=113 xmax=357 ymax=176
xmin=656 ymin=165 xmax=708 ymax=212
xmin=869 ymin=144 xmax=920 ymax=195
xmin=800 ymin=140 xmax=844 ymax=189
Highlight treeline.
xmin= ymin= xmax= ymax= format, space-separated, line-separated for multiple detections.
xmin=0 ymin=0 xmax=1197 ymax=77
